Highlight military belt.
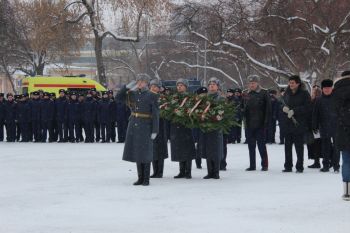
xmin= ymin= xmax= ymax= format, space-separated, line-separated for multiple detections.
xmin=131 ymin=112 xmax=152 ymax=119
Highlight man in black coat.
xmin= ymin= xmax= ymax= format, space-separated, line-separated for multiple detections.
xmin=98 ymin=91 xmax=113 ymax=143
xmin=76 ymin=94 xmax=85 ymax=142
xmin=170 ymin=78 xmax=196 ymax=179
xmin=281 ymin=75 xmax=311 ymax=173
xmin=312 ymin=79 xmax=340 ymax=173
xmin=55 ymin=89 xmax=68 ymax=142
xmin=277 ymin=88 xmax=286 ymax=144
xmin=4 ymin=93 xmax=17 ymax=142
xmin=67 ymin=92 xmax=80 ymax=143
xmin=115 ymin=96 xmax=130 ymax=143
xmin=108 ymin=90 xmax=117 ymax=142
xmin=17 ymin=94 xmax=31 ymax=142
xmin=40 ymin=92 xmax=55 ymax=142
xmin=83 ymin=91 xmax=96 ymax=143
xmin=30 ymin=91 xmax=42 ymax=142
xmin=149 ymin=79 xmax=168 ymax=178
xmin=0 ymin=93 xmax=5 ymax=141
xmin=332 ymin=71 xmax=350 ymax=201
xmin=243 ymin=75 xmax=271 ymax=171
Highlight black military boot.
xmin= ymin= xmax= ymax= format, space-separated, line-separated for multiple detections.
xmin=150 ymin=161 xmax=158 ymax=178
xmin=343 ymin=182 xmax=350 ymax=201
xmin=174 ymin=162 xmax=186 ymax=178
xmin=142 ymin=163 xmax=151 ymax=186
xmin=133 ymin=163 xmax=144 ymax=185
xmin=204 ymin=159 xmax=213 ymax=179
xmin=308 ymin=160 xmax=321 ymax=169
xmin=212 ymin=172 xmax=220 ymax=179
xmin=155 ymin=159 xmax=164 ymax=178
xmin=185 ymin=160 xmax=192 ymax=179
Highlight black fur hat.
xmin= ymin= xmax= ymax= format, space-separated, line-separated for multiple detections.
xmin=321 ymin=79 xmax=333 ymax=88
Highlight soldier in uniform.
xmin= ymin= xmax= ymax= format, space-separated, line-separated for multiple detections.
xmin=108 ymin=90 xmax=117 ymax=142
xmin=243 ymin=75 xmax=271 ymax=171
xmin=149 ymin=79 xmax=168 ymax=178
xmin=115 ymin=95 xmax=130 ymax=143
xmin=40 ymin=92 xmax=55 ymax=142
xmin=0 ymin=93 xmax=5 ymax=141
xmin=83 ymin=90 xmax=96 ymax=143
xmin=91 ymin=88 xmax=101 ymax=142
xmin=30 ymin=91 xmax=42 ymax=142
xmin=67 ymin=92 xmax=80 ymax=143
xmin=117 ymin=74 xmax=159 ymax=186
xmin=267 ymin=90 xmax=279 ymax=144
xmin=98 ymin=91 xmax=113 ymax=143
xmin=14 ymin=95 xmax=21 ymax=141
xmin=55 ymin=89 xmax=68 ymax=142
xmin=199 ymin=77 xmax=224 ymax=179
xmin=49 ymin=93 xmax=58 ymax=142
xmin=5 ymin=93 xmax=17 ymax=142
xmin=170 ymin=78 xmax=196 ymax=179
xmin=76 ymin=94 xmax=85 ymax=142
xmin=17 ymin=94 xmax=31 ymax=142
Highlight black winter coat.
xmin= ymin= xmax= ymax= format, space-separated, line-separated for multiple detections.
xmin=0 ymin=100 xmax=5 ymax=122
xmin=5 ymin=100 xmax=16 ymax=123
xmin=153 ymin=118 xmax=169 ymax=160
xmin=30 ymin=99 xmax=41 ymax=121
xmin=40 ymin=99 xmax=55 ymax=122
xmin=312 ymin=94 xmax=337 ymax=138
xmin=281 ymin=85 xmax=311 ymax=135
xmin=98 ymin=98 xmax=112 ymax=124
xmin=17 ymin=101 xmax=31 ymax=123
xmin=243 ymin=88 xmax=271 ymax=129
xmin=67 ymin=100 xmax=80 ymax=123
xmin=55 ymin=97 xmax=68 ymax=121
xmin=332 ymin=77 xmax=350 ymax=151
xmin=82 ymin=97 xmax=96 ymax=123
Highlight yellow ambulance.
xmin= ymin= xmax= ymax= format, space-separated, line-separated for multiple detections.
xmin=21 ymin=76 xmax=106 ymax=95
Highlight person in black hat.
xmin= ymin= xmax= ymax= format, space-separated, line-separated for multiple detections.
xmin=98 ymin=91 xmax=112 ymax=143
xmin=243 ymin=75 xmax=271 ymax=171
xmin=75 ymin=93 xmax=85 ymax=142
xmin=107 ymin=90 xmax=117 ymax=143
xmin=55 ymin=89 xmax=68 ymax=142
xmin=4 ymin=93 xmax=17 ymax=142
xmin=281 ymin=75 xmax=311 ymax=173
xmin=0 ymin=93 xmax=6 ymax=141
xmin=312 ymin=79 xmax=340 ymax=173
xmin=67 ymin=92 xmax=80 ymax=143
xmin=82 ymin=90 xmax=96 ymax=143
xmin=17 ymin=93 xmax=31 ymax=142
xmin=30 ymin=91 xmax=42 ymax=142
xmin=40 ymin=92 xmax=55 ymax=142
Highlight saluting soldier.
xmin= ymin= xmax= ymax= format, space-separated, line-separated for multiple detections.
xmin=117 ymin=74 xmax=159 ymax=186
xmin=198 ymin=77 xmax=224 ymax=179
xmin=149 ymin=79 xmax=169 ymax=178
xmin=170 ymin=78 xmax=196 ymax=179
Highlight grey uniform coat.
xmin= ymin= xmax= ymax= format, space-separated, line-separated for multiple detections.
xmin=198 ymin=93 xmax=224 ymax=161
xmin=170 ymin=122 xmax=196 ymax=161
xmin=153 ymin=118 xmax=169 ymax=160
xmin=117 ymin=86 xmax=159 ymax=163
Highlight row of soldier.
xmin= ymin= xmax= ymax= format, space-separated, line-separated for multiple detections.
xmin=0 ymin=89 xmax=130 ymax=143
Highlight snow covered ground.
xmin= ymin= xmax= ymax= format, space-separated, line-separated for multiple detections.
xmin=0 ymin=142 xmax=349 ymax=233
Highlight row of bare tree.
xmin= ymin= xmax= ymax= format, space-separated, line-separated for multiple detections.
xmin=1 ymin=0 xmax=350 ymax=91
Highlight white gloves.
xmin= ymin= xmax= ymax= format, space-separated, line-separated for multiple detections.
xmin=282 ymin=106 xmax=290 ymax=113
xmin=126 ymin=80 xmax=137 ymax=91
xmin=151 ymin=133 xmax=157 ymax=140
xmin=287 ymin=110 xmax=294 ymax=119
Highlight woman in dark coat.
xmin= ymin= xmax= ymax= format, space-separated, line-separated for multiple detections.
xmin=170 ymin=78 xmax=196 ymax=179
